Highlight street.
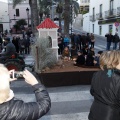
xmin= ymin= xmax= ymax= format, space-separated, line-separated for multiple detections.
xmin=11 ymin=31 xmax=112 ymax=120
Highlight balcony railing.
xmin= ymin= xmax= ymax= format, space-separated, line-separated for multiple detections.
xmin=90 ymin=15 xmax=96 ymax=22
xmin=105 ymin=9 xmax=116 ymax=18
xmin=96 ymin=13 xmax=103 ymax=20
xmin=117 ymin=7 xmax=120 ymax=16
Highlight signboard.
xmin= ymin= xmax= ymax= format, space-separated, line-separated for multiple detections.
xmin=114 ymin=22 xmax=119 ymax=27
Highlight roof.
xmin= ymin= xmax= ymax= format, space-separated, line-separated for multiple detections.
xmin=37 ymin=18 xmax=59 ymax=29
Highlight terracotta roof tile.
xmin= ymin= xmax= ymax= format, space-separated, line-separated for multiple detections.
xmin=37 ymin=18 xmax=59 ymax=29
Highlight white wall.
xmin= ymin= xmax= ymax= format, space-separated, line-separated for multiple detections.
xmin=83 ymin=13 xmax=90 ymax=32
xmin=8 ymin=3 xmax=31 ymax=28
xmin=89 ymin=0 xmax=120 ymax=36
xmin=0 ymin=1 xmax=10 ymax=32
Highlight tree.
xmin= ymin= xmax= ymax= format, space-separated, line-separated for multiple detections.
xmin=64 ymin=0 xmax=70 ymax=36
xmin=55 ymin=0 xmax=79 ymax=35
xmin=14 ymin=19 xmax=27 ymax=33
xmin=56 ymin=2 xmax=63 ymax=30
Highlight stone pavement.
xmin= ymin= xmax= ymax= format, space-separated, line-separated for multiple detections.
xmin=10 ymin=54 xmax=93 ymax=120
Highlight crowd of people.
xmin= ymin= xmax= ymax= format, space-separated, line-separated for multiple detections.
xmin=58 ymin=32 xmax=103 ymax=67
xmin=0 ymin=30 xmax=36 ymax=55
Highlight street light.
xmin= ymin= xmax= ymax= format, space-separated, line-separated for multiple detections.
xmin=14 ymin=14 xmax=16 ymax=24
xmin=26 ymin=8 xmax=29 ymax=27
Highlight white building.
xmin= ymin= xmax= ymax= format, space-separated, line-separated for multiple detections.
xmin=80 ymin=0 xmax=89 ymax=13
xmin=83 ymin=13 xmax=90 ymax=32
xmin=8 ymin=0 xmax=31 ymax=29
xmin=88 ymin=0 xmax=120 ymax=37
xmin=0 ymin=1 xmax=10 ymax=33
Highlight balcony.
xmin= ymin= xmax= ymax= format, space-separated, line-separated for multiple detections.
xmin=90 ymin=15 xmax=96 ymax=22
xmin=105 ymin=9 xmax=116 ymax=19
xmin=96 ymin=13 xmax=103 ymax=20
xmin=117 ymin=7 xmax=120 ymax=16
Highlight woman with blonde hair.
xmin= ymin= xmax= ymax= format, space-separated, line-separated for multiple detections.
xmin=0 ymin=64 xmax=51 ymax=120
xmin=88 ymin=50 xmax=120 ymax=120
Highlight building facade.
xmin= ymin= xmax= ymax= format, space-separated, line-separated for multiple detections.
xmin=89 ymin=0 xmax=120 ymax=36
xmin=80 ymin=0 xmax=89 ymax=14
xmin=0 ymin=1 xmax=10 ymax=33
xmin=8 ymin=0 xmax=31 ymax=29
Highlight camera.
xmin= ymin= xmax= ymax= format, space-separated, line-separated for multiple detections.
xmin=10 ymin=71 xmax=24 ymax=78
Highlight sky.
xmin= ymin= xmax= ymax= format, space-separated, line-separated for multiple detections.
xmin=0 ymin=0 xmax=8 ymax=3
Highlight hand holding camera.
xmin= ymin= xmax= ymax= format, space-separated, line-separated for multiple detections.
xmin=9 ymin=69 xmax=38 ymax=86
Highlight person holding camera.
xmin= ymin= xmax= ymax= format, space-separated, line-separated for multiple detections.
xmin=0 ymin=64 xmax=51 ymax=120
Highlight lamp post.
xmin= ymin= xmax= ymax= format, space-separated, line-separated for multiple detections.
xmin=14 ymin=14 xmax=16 ymax=24
xmin=26 ymin=8 xmax=29 ymax=27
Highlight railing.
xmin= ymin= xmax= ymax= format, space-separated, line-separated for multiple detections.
xmin=96 ymin=13 xmax=103 ymax=20
xmin=105 ymin=9 xmax=116 ymax=18
xmin=117 ymin=7 xmax=120 ymax=15
xmin=90 ymin=15 xmax=96 ymax=22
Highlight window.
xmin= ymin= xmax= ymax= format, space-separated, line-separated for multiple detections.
xmin=109 ymin=25 xmax=113 ymax=33
xmin=93 ymin=7 xmax=95 ymax=20
xmin=110 ymin=0 xmax=113 ymax=10
xmin=100 ymin=4 xmax=102 ymax=17
xmin=99 ymin=26 xmax=102 ymax=35
xmin=93 ymin=24 xmax=94 ymax=33
xmin=16 ymin=9 xmax=19 ymax=16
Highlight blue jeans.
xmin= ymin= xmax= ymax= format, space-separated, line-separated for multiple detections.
xmin=106 ymin=42 xmax=111 ymax=51
xmin=113 ymin=42 xmax=118 ymax=50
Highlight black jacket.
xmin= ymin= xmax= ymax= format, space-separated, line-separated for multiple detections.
xmin=89 ymin=69 xmax=120 ymax=120
xmin=0 ymin=83 xmax=51 ymax=120
xmin=2 ymin=42 xmax=16 ymax=56
xmin=76 ymin=55 xmax=85 ymax=65
xmin=105 ymin=34 xmax=113 ymax=42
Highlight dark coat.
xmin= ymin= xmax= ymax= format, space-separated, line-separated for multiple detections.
xmin=113 ymin=34 xmax=120 ymax=43
xmin=0 ymin=84 xmax=51 ymax=120
xmin=105 ymin=34 xmax=113 ymax=42
xmin=89 ymin=69 xmax=120 ymax=120
xmin=76 ymin=55 xmax=85 ymax=65
xmin=2 ymin=42 xmax=16 ymax=56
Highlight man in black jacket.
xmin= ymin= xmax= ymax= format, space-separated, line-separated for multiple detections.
xmin=105 ymin=32 xmax=113 ymax=50
xmin=0 ymin=64 xmax=51 ymax=120
xmin=0 ymin=37 xmax=16 ymax=62
xmin=113 ymin=32 xmax=120 ymax=50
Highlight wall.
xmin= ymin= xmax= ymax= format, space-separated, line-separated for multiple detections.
xmin=0 ymin=1 xmax=10 ymax=32
xmin=83 ymin=13 xmax=90 ymax=32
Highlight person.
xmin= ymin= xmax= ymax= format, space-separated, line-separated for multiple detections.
xmin=12 ymin=36 xmax=19 ymax=53
xmin=94 ymin=51 xmax=103 ymax=66
xmin=0 ymin=64 xmax=51 ymax=120
xmin=86 ymin=33 xmax=91 ymax=47
xmin=58 ymin=35 xmax=63 ymax=55
xmin=74 ymin=50 xmax=85 ymax=66
xmin=85 ymin=52 xmax=94 ymax=66
xmin=89 ymin=47 xmax=95 ymax=56
xmin=105 ymin=32 xmax=113 ymax=51
xmin=30 ymin=34 xmax=37 ymax=45
xmin=88 ymin=50 xmax=120 ymax=120
xmin=0 ymin=37 xmax=16 ymax=62
xmin=62 ymin=46 xmax=70 ymax=60
xmin=19 ymin=36 xmax=25 ymax=54
xmin=90 ymin=33 xmax=95 ymax=48
xmin=113 ymin=32 xmax=119 ymax=50
xmin=23 ymin=34 xmax=30 ymax=54
xmin=63 ymin=35 xmax=70 ymax=47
